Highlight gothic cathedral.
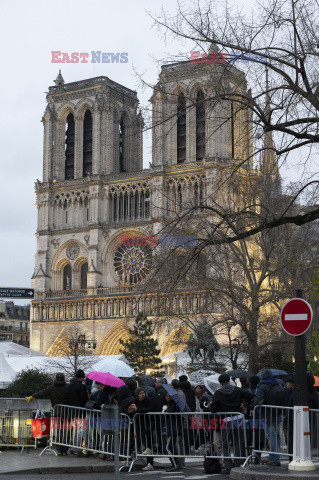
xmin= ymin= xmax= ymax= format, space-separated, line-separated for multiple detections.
xmin=31 ymin=55 xmax=255 ymax=357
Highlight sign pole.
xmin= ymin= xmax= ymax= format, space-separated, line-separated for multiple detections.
xmin=288 ymin=289 xmax=315 ymax=471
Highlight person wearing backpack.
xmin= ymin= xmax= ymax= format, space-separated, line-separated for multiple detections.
xmin=253 ymin=369 xmax=289 ymax=466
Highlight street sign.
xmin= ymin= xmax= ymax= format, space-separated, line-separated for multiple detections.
xmin=0 ymin=288 xmax=34 ymax=299
xmin=281 ymin=298 xmax=313 ymax=336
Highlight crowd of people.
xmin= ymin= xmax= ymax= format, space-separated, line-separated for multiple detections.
xmin=26 ymin=368 xmax=319 ymax=474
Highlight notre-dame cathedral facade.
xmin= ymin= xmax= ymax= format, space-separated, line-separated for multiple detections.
xmin=31 ymin=56 xmax=255 ymax=357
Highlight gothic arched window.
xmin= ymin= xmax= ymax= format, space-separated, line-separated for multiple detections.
xmin=83 ymin=110 xmax=92 ymax=176
xmin=196 ymin=90 xmax=205 ymax=160
xmin=80 ymin=262 xmax=88 ymax=289
xmin=63 ymin=264 xmax=72 ymax=290
xmin=177 ymin=93 xmax=186 ymax=164
xmin=65 ymin=113 xmax=75 ymax=180
xmin=119 ymin=117 xmax=125 ymax=172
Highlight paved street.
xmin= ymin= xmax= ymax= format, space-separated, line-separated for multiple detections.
xmin=0 ymin=448 xmax=230 ymax=479
xmin=4 ymin=465 xmax=229 ymax=480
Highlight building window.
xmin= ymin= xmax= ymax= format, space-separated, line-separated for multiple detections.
xmin=81 ymin=262 xmax=88 ymax=289
xmin=63 ymin=264 xmax=72 ymax=290
xmin=110 ymin=187 xmax=150 ymax=223
xmin=119 ymin=117 xmax=125 ymax=172
xmin=196 ymin=90 xmax=205 ymax=160
xmin=83 ymin=110 xmax=93 ymax=176
xmin=177 ymin=93 xmax=186 ymax=164
xmin=65 ymin=113 xmax=75 ymax=180
xmin=114 ymin=244 xmax=151 ymax=285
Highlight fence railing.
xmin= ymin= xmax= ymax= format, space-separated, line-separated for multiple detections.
xmin=242 ymin=404 xmax=294 ymax=466
xmin=42 ymin=404 xmax=132 ymax=468
xmin=131 ymin=411 xmax=247 ymax=471
xmin=0 ymin=398 xmax=52 ymax=451
xmin=3 ymin=399 xmax=319 ymax=469
xmin=309 ymin=409 xmax=319 ymax=460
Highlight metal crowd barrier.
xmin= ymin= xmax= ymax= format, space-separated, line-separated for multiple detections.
xmin=309 ymin=409 xmax=319 ymax=460
xmin=0 ymin=398 xmax=52 ymax=452
xmin=131 ymin=411 xmax=247 ymax=471
xmin=42 ymin=404 xmax=132 ymax=468
xmin=243 ymin=405 xmax=294 ymax=466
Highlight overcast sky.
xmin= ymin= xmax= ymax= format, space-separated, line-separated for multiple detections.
xmin=0 ymin=0 xmax=184 ymax=305
xmin=0 ymin=0 xmax=310 ymax=306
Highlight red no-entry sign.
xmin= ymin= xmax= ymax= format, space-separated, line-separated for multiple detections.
xmin=281 ymin=298 xmax=313 ymax=336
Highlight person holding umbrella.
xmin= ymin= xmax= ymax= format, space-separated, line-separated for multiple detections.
xmin=83 ymin=372 xmax=125 ymax=459
xmin=162 ymin=384 xmax=190 ymax=472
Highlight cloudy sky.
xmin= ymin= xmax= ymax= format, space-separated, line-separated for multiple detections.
xmin=0 ymin=0 xmax=186 ymax=305
xmin=0 ymin=0 xmax=309 ymax=306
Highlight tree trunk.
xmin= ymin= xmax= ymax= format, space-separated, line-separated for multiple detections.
xmin=247 ymin=309 xmax=259 ymax=374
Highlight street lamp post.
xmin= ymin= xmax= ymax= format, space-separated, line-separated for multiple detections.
xmin=77 ymin=334 xmax=97 ymax=355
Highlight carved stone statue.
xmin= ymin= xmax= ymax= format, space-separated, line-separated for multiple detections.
xmin=186 ymin=316 xmax=220 ymax=368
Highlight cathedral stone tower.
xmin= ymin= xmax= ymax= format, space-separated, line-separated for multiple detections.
xmin=31 ymin=60 xmax=256 ymax=357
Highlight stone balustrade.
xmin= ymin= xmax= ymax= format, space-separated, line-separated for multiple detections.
xmin=31 ymin=289 xmax=218 ymax=322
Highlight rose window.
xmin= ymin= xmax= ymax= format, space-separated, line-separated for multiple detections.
xmin=114 ymin=245 xmax=151 ymax=285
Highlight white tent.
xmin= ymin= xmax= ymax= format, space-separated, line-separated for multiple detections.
xmin=0 ymin=342 xmax=46 ymax=357
xmin=0 ymin=354 xmax=16 ymax=389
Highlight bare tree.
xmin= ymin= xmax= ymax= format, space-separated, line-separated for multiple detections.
xmin=145 ymin=0 xmax=319 ymax=242
xmin=149 ymin=175 xmax=319 ymax=372
xmin=44 ymin=324 xmax=96 ymax=378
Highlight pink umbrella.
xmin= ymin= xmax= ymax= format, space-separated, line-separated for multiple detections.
xmin=86 ymin=371 xmax=125 ymax=388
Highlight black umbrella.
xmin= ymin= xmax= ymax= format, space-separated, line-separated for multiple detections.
xmin=226 ymin=369 xmax=252 ymax=378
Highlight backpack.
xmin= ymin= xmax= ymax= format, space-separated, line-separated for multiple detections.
xmin=203 ymin=457 xmax=222 ymax=474
xmin=265 ymin=383 xmax=289 ymax=407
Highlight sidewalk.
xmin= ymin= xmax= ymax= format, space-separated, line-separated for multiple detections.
xmin=231 ymin=464 xmax=319 ymax=480
xmin=0 ymin=448 xmax=120 ymax=475
xmin=0 ymin=447 xmax=200 ymax=475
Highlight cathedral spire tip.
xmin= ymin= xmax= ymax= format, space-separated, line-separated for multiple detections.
xmin=54 ymin=70 xmax=65 ymax=86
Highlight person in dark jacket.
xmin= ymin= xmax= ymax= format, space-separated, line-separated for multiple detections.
xmin=135 ymin=387 xmax=155 ymax=413
xmin=155 ymin=378 xmax=167 ymax=411
xmin=95 ymin=383 xmax=117 ymax=410
xmin=66 ymin=369 xmax=88 ymax=407
xmin=284 ymin=375 xmax=294 ymax=459
xmin=210 ymin=374 xmax=252 ymax=413
xmin=115 ymin=385 xmax=137 ymax=459
xmin=179 ymin=375 xmax=196 ymax=412
xmin=163 ymin=392 xmax=185 ymax=472
xmin=116 ymin=385 xmax=137 ymax=416
xmin=171 ymin=379 xmax=187 ymax=404
xmin=26 ymin=372 xmax=68 ymax=408
xmin=178 ymin=375 xmax=196 ymax=454
xmin=253 ymin=369 xmax=285 ymax=466
xmin=65 ymin=370 xmax=88 ymax=456
xmin=26 ymin=372 xmax=69 ymax=455
xmin=211 ymin=374 xmax=252 ymax=473
xmin=139 ymin=375 xmax=157 ymax=403
xmin=135 ymin=387 xmax=156 ymax=471
xmin=124 ymin=377 xmax=138 ymax=397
